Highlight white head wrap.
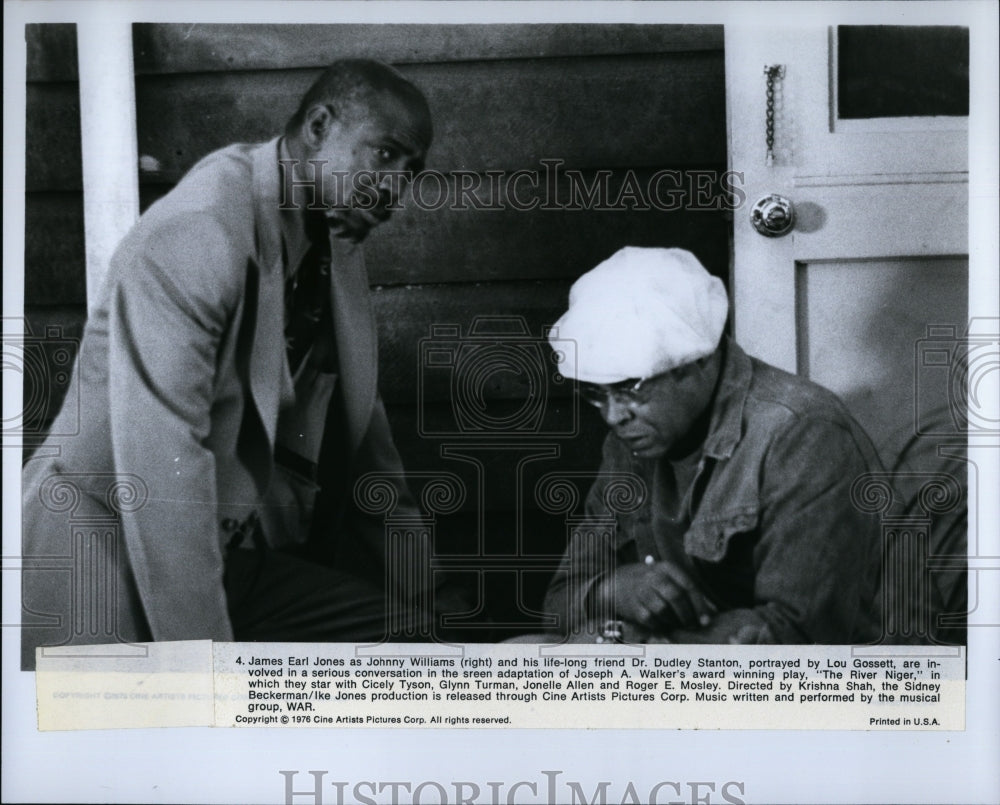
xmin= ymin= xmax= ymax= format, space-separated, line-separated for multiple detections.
xmin=551 ymin=247 xmax=728 ymax=384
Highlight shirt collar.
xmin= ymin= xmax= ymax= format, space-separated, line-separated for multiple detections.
xmin=701 ymin=337 xmax=753 ymax=460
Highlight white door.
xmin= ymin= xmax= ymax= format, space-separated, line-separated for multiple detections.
xmin=725 ymin=23 xmax=975 ymax=644
xmin=726 ymin=23 xmax=969 ymax=456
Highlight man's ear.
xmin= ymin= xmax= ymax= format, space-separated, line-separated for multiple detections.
xmin=302 ymin=103 xmax=336 ymax=150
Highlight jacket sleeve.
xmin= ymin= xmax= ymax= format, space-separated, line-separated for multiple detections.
xmin=676 ymin=417 xmax=882 ymax=644
xmin=543 ymin=435 xmax=629 ymax=633
xmin=106 ymin=213 xmax=243 ymax=641
xmin=342 ymin=394 xmax=435 ymax=601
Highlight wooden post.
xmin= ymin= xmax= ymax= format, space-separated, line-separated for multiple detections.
xmin=77 ymin=17 xmax=139 ymax=312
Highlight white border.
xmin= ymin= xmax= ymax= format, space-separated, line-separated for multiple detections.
xmin=4 ymin=2 xmax=998 ymax=803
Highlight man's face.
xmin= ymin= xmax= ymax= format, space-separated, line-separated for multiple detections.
xmin=582 ymin=356 xmax=720 ymax=460
xmin=310 ymin=90 xmax=430 ymax=241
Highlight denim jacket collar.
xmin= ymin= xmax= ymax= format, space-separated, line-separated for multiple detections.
xmin=701 ymin=337 xmax=753 ymax=461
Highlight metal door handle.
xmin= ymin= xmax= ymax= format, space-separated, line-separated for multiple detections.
xmin=750 ymin=194 xmax=795 ymax=237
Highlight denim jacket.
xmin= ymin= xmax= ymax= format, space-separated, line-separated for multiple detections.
xmin=544 ymin=339 xmax=884 ymax=644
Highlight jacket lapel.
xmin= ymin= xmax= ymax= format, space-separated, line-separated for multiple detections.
xmin=248 ymin=139 xmax=288 ymax=452
xmin=247 ymin=137 xmax=377 ymax=461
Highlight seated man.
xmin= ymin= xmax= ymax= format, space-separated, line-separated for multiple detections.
xmin=543 ymin=246 xmax=884 ymax=644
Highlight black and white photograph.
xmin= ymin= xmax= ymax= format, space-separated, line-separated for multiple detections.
xmin=3 ymin=1 xmax=998 ymax=803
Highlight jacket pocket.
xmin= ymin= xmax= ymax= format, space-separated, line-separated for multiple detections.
xmin=684 ymin=509 xmax=759 ymax=562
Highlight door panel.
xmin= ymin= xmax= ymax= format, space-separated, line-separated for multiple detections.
xmin=797 ymin=257 xmax=967 ymax=455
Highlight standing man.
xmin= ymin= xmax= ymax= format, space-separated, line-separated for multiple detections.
xmin=544 ymin=247 xmax=884 ymax=644
xmin=22 ymin=60 xmax=440 ymax=663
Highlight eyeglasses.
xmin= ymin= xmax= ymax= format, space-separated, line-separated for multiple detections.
xmin=578 ymin=376 xmax=654 ymax=409
xmin=578 ymin=359 xmax=705 ymax=409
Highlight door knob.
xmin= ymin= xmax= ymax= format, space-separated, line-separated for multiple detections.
xmin=750 ymin=194 xmax=795 ymax=237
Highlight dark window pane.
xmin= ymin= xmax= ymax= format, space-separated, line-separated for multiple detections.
xmin=838 ymin=25 xmax=969 ymax=119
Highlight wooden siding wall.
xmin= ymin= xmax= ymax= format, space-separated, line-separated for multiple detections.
xmin=25 ymin=23 xmax=728 ymax=626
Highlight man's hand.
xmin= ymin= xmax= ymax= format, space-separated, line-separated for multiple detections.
xmin=590 ymin=560 xmax=715 ymax=634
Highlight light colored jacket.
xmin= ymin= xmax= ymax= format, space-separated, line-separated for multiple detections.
xmin=22 ymin=139 xmax=415 ymax=659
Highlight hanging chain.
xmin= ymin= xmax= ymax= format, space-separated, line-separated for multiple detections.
xmin=763 ymin=65 xmax=785 ymax=167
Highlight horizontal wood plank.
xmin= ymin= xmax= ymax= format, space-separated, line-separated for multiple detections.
xmin=372 ymin=274 xmax=729 ymax=404
xmin=373 ymin=281 xmax=570 ymax=406
xmin=364 ymin=168 xmax=732 ymax=286
xmin=131 ymin=23 xmax=723 ymax=76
